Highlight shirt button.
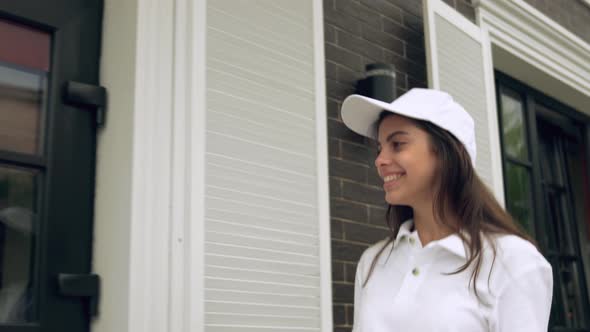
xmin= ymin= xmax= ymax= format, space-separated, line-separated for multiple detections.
xmin=412 ymin=268 xmax=420 ymax=276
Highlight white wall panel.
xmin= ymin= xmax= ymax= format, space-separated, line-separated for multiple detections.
xmin=205 ymin=1 xmax=328 ymax=330
xmin=434 ymin=15 xmax=493 ymax=188
xmin=424 ymin=0 xmax=504 ymax=199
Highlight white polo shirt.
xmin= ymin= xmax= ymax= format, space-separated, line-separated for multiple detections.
xmin=353 ymin=219 xmax=553 ymax=332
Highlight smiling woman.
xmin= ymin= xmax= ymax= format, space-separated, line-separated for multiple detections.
xmin=340 ymin=88 xmax=553 ymax=332
xmin=375 ymin=115 xmax=439 ymax=210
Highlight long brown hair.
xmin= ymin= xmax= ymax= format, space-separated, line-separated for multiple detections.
xmin=363 ymin=111 xmax=536 ymax=302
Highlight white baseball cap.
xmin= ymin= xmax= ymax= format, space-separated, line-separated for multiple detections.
xmin=340 ymin=88 xmax=477 ymax=163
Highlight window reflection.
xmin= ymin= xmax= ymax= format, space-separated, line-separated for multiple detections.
xmin=500 ymin=88 xmax=529 ymax=161
xmin=0 ymin=64 xmax=46 ymax=155
xmin=504 ymin=162 xmax=533 ymax=234
xmin=0 ymin=166 xmax=37 ymax=323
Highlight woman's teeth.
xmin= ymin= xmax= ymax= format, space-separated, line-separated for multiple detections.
xmin=384 ymin=174 xmax=405 ymax=182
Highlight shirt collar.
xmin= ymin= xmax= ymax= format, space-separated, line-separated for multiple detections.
xmin=393 ymin=219 xmax=415 ymax=246
xmin=394 ymin=219 xmax=468 ymax=258
xmin=434 ymin=232 xmax=468 ymax=258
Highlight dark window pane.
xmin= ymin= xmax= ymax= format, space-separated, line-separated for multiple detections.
xmin=0 ymin=165 xmax=38 ymax=323
xmin=544 ymin=188 xmax=577 ymax=254
xmin=538 ymin=127 xmax=564 ymax=187
xmin=500 ymin=88 xmax=529 ymax=161
xmin=564 ymin=139 xmax=590 ymax=240
xmin=557 ymin=260 xmax=588 ymax=328
xmin=504 ymin=162 xmax=534 ymax=234
xmin=0 ymin=64 xmax=47 ymax=155
xmin=538 ymin=127 xmax=578 ymax=255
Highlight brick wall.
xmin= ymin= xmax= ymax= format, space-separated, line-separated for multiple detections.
xmin=324 ymin=0 xmax=474 ymax=331
xmin=525 ymin=0 xmax=590 ymax=44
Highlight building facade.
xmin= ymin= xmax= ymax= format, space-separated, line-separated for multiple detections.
xmin=326 ymin=0 xmax=590 ymax=331
xmin=0 ymin=0 xmax=589 ymax=332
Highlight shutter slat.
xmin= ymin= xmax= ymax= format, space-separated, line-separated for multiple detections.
xmin=206 ymin=289 xmax=320 ymax=307
xmin=206 ymin=266 xmax=319 ymax=286
xmin=208 ymin=111 xmax=315 ymax=157
xmin=206 ymin=254 xmax=319 ymax=276
xmin=207 ymin=197 xmax=318 ymax=228
xmin=207 ymin=132 xmax=316 ymax=175
xmin=206 ymin=301 xmax=318 ymax=317
xmin=205 ymin=278 xmax=319 ymax=297
xmin=206 ymin=243 xmax=319 ymax=267
xmin=207 ymin=219 xmax=317 ymax=246
xmin=205 ymin=231 xmax=318 ymax=256
xmin=206 ymin=313 xmax=320 ymax=328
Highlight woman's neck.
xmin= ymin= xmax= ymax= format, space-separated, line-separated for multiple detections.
xmin=411 ymin=202 xmax=457 ymax=247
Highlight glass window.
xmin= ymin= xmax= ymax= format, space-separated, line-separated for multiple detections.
xmin=0 ymin=18 xmax=50 ymax=156
xmin=500 ymin=88 xmax=529 ymax=161
xmin=0 ymin=165 xmax=38 ymax=323
xmin=0 ymin=18 xmax=51 ymax=71
xmin=497 ymin=74 xmax=590 ymax=331
xmin=0 ymin=65 xmax=47 ymax=155
xmin=504 ymin=161 xmax=534 ymax=234
xmin=0 ymin=16 xmax=48 ymax=325
xmin=557 ymin=260 xmax=587 ymax=328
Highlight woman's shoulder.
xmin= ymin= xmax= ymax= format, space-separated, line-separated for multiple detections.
xmin=357 ymin=238 xmax=392 ymax=267
xmin=488 ymin=234 xmax=545 ymax=260
xmin=483 ymin=233 xmax=552 ymax=281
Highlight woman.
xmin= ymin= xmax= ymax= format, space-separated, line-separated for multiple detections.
xmin=340 ymin=88 xmax=553 ymax=331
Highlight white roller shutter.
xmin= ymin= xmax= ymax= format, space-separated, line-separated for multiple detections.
xmin=423 ymin=0 xmax=504 ymax=202
xmin=205 ymin=0 xmax=330 ymax=331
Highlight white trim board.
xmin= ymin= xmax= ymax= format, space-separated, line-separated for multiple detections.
xmin=127 ymin=0 xmax=174 ymax=329
xmin=312 ymin=0 xmax=333 ymax=330
xmin=475 ymin=0 xmax=590 ymax=115
xmin=189 ymin=0 xmax=207 ymax=331
xmin=171 ymin=0 xmax=207 ymax=331
xmin=126 ymin=0 xmax=207 ymax=330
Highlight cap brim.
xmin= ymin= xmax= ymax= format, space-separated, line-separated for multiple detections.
xmin=341 ymin=94 xmax=426 ymax=139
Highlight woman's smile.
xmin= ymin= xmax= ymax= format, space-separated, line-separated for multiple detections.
xmin=383 ymin=172 xmax=406 ymax=190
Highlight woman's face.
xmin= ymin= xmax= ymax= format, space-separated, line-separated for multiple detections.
xmin=375 ymin=114 xmax=439 ymax=207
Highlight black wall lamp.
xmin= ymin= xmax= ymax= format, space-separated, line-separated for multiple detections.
xmin=355 ymin=63 xmax=397 ymax=102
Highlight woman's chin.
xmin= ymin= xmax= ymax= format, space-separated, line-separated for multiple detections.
xmin=384 ymin=191 xmax=406 ymax=205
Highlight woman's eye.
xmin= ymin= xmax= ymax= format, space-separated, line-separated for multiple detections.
xmin=392 ymin=142 xmax=406 ymax=149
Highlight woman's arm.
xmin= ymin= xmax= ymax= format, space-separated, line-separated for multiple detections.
xmin=494 ymin=262 xmax=553 ymax=331
xmin=352 ymin=260 xmax=363 ymax=332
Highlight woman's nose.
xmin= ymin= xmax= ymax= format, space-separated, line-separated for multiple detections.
xmin=374 ymin=150 xmax=390 ymax=168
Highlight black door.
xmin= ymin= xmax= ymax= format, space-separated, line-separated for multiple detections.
xmin=0 ymin=1 xmax=103 ymax=331
xmin=496 ymin=71 xmax=590 ymax=332
xmin=537 ymin=115 xmax=590 ymax=330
